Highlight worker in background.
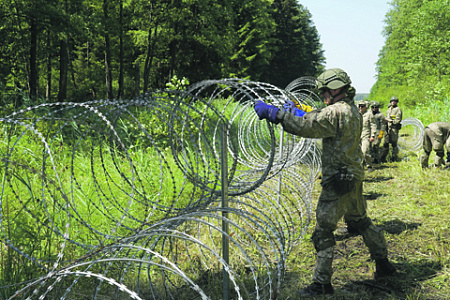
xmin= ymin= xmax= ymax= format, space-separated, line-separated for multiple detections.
xmin=371 ymin=101 xmax=387 ymax=164
xmin=359 ymin=101 xmax=377 ymax=171
xmin=380 ymin=96 xmax=402 ymax=162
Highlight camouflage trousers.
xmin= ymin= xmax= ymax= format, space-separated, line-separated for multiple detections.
xmin=419 ymin=126 xmax=450 ymax=168
xmin=312 ymin=180 xmax=388 ymax=285
xmin=382 ymin=128 xmax=400 ymax=160
xmin=371 ymin=137 xmax=383 ymax=162
xmin=361 ymin=137 xmax=373 ymax=167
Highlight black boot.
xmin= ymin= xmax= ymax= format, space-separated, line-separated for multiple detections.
xmin=375 ymin=258 xmax=396 ymax=279
xmin=298 ymin=282 xmax=334 ymax=296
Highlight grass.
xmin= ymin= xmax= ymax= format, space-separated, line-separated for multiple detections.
xmin=280 ymin=153 xmax=450 ymax=299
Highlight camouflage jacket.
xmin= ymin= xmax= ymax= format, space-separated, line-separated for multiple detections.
xmin=373 ymin=110 xmax=387 ymax=136
xmin=426 ymin=122 xmax=450 ymax=142
xmin=278 ymin=99 xmax=364 ymax=183
xmin=385 ymin=106 xmax=402 ymax=130
xmin=361 ymin=110 xmax=377 ymax=139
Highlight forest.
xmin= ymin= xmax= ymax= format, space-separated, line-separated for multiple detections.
xmin=0 ymin=0 xmax=324 ymax=107
xmin=371 ymin=0 xmax=450 ymax=106
xmin=1 ymin=0 xmax=450 ymax=299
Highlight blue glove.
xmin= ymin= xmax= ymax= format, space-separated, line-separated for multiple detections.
xmin=254 ymin=101 xmax=280 ymax=124
xmin=283 ymin=100 xmax=306 ymax=117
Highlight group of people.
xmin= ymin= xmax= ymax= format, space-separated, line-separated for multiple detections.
xmin=359 ymin=96 xmax=450 ymax=170
xmin=359 ymin=96 xmax=403 ymax=171
xmin=254 ymin=68 xmax=397 ymax=296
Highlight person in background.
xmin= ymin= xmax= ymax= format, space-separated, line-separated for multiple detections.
xmin=371 ymin=101 xmax=387 ymax=164
xmin=359 ymin=100 xmax=377 ymax=172
xmin=380 ymin=96 xmax=403 ymax=162
xmin=420 ymin=122 xmax=450 ymax=169
xmin=254 ymin=68 xmax=396 ymax=296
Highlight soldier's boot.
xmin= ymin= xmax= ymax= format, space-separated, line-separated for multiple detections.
xmin=298 ymin=281 xmax=334 ymax=296
xmin=375 ymin=258 xmax=397 ymax=279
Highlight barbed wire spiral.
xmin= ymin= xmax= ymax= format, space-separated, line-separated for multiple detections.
xmin=398 ymin=117 xmax=425 ymax=153
xmin=0 ymin=78 xmax=324 ymax=299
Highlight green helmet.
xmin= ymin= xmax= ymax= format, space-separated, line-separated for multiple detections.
xmin=316 ymin=68 xmax=352 ymax=91
xmin=390 ymin=96 xmax=399 ymax=102
xmin=371 ymin=101 xmax=380 ymax=108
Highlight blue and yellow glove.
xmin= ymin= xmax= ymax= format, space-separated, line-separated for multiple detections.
xmin=254 ymin=101 xmax=280 ymax=124
xmin=283 ymin=100 xmax=306 ymax=117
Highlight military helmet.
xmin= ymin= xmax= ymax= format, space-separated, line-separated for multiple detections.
xmin=358 ymin=101 xmax=368 ymax=107
xmin=316 ymin=68 xmax=352 ymax=91
xmin=390 ymin=96 xmax=399 ymax=102
xmin=371 ymin=101 xmax=380 ymax=108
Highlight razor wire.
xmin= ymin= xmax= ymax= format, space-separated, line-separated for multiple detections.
xmin=0 ymin=78 xmax=322 ymax=299
xmin=398 ymin=117 xmax=425 ymax=152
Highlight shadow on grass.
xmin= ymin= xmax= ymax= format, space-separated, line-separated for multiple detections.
xmin=341 ymin=260 xmax=443 ymax=299
xmin=364 ymin=175 xmax=394 ymax=183
xmin=364 ymin=192 xmax=385 ymax=201
xmin=378 ymin=219 xmax=421 ymax=234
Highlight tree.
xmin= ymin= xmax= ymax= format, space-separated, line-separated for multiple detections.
xmin=261 ymin=0 xmax=324 ymax=88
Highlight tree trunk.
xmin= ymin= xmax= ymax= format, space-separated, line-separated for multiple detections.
xmin=57 ymin=37 xmax=68 ymax=102
xmin=116 ymin=0 xmax=124 ymax=99
xmin=46 ymin=30 xmax=52 ymax=101
xmin=29 ymin=18 xmax=38 ymax=100
xmin=103 ymin=0 xmax=113 ymax=99
xmin=134 ymin=60 xmax=140 ymax=96
xmin=143 ymin=10 xmax=157 ymax=93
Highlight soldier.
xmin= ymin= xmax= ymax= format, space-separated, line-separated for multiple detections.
xmin=381 ymin=96 xmax=403 ymax=162
xmin=371 ymin=101 xmax=387 ymax=164
xmin=254 ymin=68 xmax=396 ymax=296
xmin=359 ymin=100 xmax=377 ymax=171
xmin=420 ymin=122 xmax=450 ymax=168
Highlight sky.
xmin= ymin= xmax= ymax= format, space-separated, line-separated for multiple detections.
xmin=299 ymin=1 xmax=392 ymax=94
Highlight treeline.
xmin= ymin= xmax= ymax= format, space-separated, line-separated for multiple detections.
xmin=0 ymin=0 xmax=324 ymax=105
xmin=371 ymin=0 xmax=450 ymax=105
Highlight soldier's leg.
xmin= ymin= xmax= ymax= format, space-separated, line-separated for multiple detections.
xmin=311 ymin=188 xmax=346 ymax=285
xmin=421 ymin=130 xmax=433 ymax=168
xmin=361 ymin=138 xmax=373 ymax=169
xmin=344 ymin=181 xmax=396 ymax=277
xmin=420 ymin=151 xmax=431 ymax=168
xmin=372 ymin=140 xmax=380 ymax=164
xmin=380 ymin=142 xmax=389 ymax=163
xmin=434 ymin=150 xmax=445 ymax=167
xmin=391 ymin=129 xmax=400 ymax=161
xmin=446 ymin=138 xmax=450 ymax=163
xmin=392 ymin=142 xmax=399 ymax=161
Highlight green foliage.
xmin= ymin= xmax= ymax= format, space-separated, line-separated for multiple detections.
xmin=372 ymin=0 xmax=450 ymax=105
xmin=0 ymin=0 xmax=324 ymax=104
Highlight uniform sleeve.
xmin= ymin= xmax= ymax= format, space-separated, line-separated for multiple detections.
xmin=370 ymin=114 xmax=377 ymax=137
xmin=279 ymin=107 xmax=337 ymax=139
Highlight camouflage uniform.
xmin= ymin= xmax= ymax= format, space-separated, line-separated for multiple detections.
xmin=371 ymin=103 xmax=387 ymax=163
xmin=381 ymin=98 xmax=402 ymax=161
xmin=420 ymin=122 xmax=450 ymax=168
xmin=360 ymin=101 xmax=377 ymax=168
xmin=278 ymin=99 xmax=389 ymax=285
